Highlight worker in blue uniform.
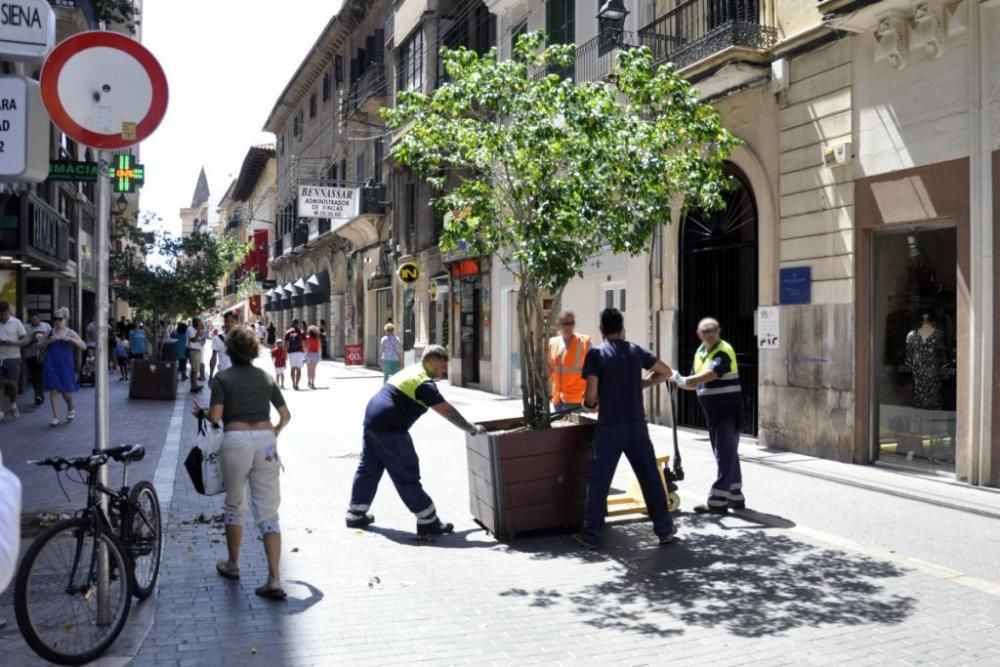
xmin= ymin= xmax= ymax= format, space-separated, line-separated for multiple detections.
xmin=675 ymin=317 xmax=745 ymax=514
xmin=345 ymin=345 xmax=486 ymax=537
xmin=577 ymin=308 xmax=678 ymax=549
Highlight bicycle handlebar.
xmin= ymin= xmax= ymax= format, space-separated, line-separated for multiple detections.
xmin=27 ymin=444 xmax=144 ymax=471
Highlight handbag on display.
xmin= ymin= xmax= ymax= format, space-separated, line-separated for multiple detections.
xmin=184 ymin=415 xmax=225 ymax=495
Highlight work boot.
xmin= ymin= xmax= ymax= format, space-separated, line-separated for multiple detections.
xmin=345 ymin=513 xmax=375 ymax=529
xmin=417 ymin=519 xmax=454 ymax=537
xmin=693 ymin=504 xmax=728 ymax=515
xmin=658 ymin=527 xmax=678 ymax=546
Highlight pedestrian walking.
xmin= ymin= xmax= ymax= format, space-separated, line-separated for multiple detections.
xmin=194 ymin=327 xmax=291 ymax=601
xmin=271 ymin=340 xmax=287 ymax=389
xmin=379 ymin=323 xmax=403 ymax=384
xmin=319 ymin=319 xmax=329 ymax=359
xmin=577 ymin=308 xmax=678 ymax=549
xmin=210 ymin=312 xmax=239 ymax=381
xmin=115 ymin=334 xmax=130 ymax=381
xmin=304 ymin=325 xmax=321 ymax=390
xmin=345 ymin=345 xmax=486 ymax=537
xmin=283 ymin=319 xmax=305 ymax=390
xmin=129 ymin=322 xmax=147 ymax=360
xmin=23 ymin=311 xmax=51 ymax=406
xmin=548 ymin=310 xmax=591 ymax=411
xmin=255 ymin=321 xmax=267 ymax=346
xmin=187 ymin=317 xmax=205 ymax=392
xmin=41 ymin=307 xmax=87 ymax=427
xmin=266 ymin=322 xmax=276 ymax=347
xmin=0 ymin=301 xmax=27 ymax=423
xmin=174 ymin=320 xmax=189 ymax=381
xmin=675 ymin=317 xmax=746 ymax=514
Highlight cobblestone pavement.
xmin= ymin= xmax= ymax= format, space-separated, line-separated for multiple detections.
xmin=122 ymin=358 xmax=1000 ymax=666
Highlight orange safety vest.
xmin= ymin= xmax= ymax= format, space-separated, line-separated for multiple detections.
xmin=548 ymin=334 xmax=591 ymax=405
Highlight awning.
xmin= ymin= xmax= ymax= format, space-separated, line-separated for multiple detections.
xmin=305 ymin=271 xmax=330 ymax=305
xmin=290 ymin=279 xmax=305 ymax=308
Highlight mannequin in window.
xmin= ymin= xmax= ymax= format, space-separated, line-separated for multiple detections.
xmin=905 ymin=311 xmax=947 ymax=411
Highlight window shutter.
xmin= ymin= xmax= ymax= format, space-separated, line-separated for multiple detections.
xmin=350 ymin=57 xmax=358 ymax=83
xmin=357 ymin=48 xmax=367 ymax=75
xmin=373 ymin=30 xmax=384 ymax=64
xmin=335 ymin=55 xmax=343 ymax=83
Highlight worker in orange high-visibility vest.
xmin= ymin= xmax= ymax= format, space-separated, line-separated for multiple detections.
xmin=548 ymin=310 xmax=592 ymax=411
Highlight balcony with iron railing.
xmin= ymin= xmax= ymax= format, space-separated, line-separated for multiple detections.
xmin=638 ymin=0 xmax=777 ymax=70
xmin=271 ymin=182 xmax=388 ymax=259
xmin=574 ymin=28 xmax=641 ymax=83
xmin=340 ymin=65 xmax=388 ymax=125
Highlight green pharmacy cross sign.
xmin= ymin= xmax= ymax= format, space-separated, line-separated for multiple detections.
xmin=108 ymin=154 xmax=145 ymax=193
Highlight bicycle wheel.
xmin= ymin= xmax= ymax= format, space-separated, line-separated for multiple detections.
xmin=127 ymin=480 xmax=163 ymax=599
xmin=14 ymin=518 xmax=132 ymax=666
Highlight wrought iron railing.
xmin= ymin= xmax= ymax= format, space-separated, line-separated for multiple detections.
xmin=340 ymin=65 xmax=387 ymax=121
xmin=574 ymin=29 xmax=640 ymax=83
xmin=638 ymin=0 xmax=776 ymax=69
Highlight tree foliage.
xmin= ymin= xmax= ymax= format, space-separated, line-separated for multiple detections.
xmin=384 ymin=34 xmax=738 ymax=428
xmin=110 ymin=212 xmax=246 ymax=359
xmin=92 ymin=0 xmax=139 ymax=34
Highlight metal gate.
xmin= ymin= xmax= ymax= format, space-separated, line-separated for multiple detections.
xmin=677 ymin=164 xmax=759 ymax=435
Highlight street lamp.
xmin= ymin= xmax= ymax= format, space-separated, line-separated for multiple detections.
xmin=597 ymin=0 xmax=629 ymax=21
xmin=114 ymin=193 xmax=128 ymax=216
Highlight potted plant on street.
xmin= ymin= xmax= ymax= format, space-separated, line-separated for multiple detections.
xmin=384 ymin=35 xmax=737 ymax=537
xmin=111 ymin=213 xmax=245 ymax=400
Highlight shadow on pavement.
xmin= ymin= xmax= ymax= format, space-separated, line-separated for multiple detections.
xmin=499 ymin=522 xmax=916 ymax=639
xmin=365 ymin=525 xmax=499 ymax=549
xmin=282 ymin=580 xmax=324 ymax=614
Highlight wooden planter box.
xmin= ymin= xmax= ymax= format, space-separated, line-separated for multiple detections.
xmin=466 ymin=416 xmax=595 ymax=540
xmin=129 ymin=360 xmax=178 ymax=400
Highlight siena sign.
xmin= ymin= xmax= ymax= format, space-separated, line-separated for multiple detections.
xmin=298 ymin=185 xmax=361 ymax=221
xmin=0 ymin=0 xmax=55 ymax=62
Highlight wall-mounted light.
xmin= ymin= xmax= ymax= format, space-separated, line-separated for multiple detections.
xmin=597 ymin=0 xmax=628 ymax=21
xmin=115 ymin=193 xmax=129 ymax=216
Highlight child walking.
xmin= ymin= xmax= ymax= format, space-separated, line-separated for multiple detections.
xmin=115 ymin=334 xmax=130 ymax=381
xmin=271 ymin=339 xmax=287 ymax=389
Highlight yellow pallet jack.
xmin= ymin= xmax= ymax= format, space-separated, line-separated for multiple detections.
xmin=607 ymin=384 xmax=685 ymax=517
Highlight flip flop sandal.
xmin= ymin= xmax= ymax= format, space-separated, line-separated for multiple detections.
xmin=215 ymin=560 xmax=240 ymax=580
xmin=254 ymin=584 xmax=287 ymax=601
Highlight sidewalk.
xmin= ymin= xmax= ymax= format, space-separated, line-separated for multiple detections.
xmin=0 ymin=368 xmax=177 ymax=516
xmin=130 ymin=359 xmax=1000 ymax=666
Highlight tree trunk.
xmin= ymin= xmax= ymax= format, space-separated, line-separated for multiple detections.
xmin=517 ymin=276 xmax=563 ymax=430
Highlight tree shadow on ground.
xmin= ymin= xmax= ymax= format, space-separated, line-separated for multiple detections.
xmin=365 ymin=525 xmax=499 ymax=549
xmin=499 ymin=522 xmax=916 ymax=639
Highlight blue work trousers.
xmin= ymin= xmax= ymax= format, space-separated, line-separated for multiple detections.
xmin=347 ymin=429 xmax=439 ymax=526
xmin=582 ymin=422 xmax=674 ymax=543
xmin=706 ymin=413 xmax=743 ymax=508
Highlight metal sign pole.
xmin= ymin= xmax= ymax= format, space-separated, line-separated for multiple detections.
xmin=95 ymin=149 xmax=111 ymax=625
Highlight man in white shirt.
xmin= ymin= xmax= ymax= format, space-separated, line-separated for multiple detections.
xmin=186 ymin=317 xmax=205 ymax=392
xmin=0 ymin=449 xmax=21 ymax=595
xmin=0 ymin=301 xmax=28 ymax=422
xmin=210 ymin=312 xmax=239 ymax=379
xmin=23 ymin=311 xmax=52 ymax=405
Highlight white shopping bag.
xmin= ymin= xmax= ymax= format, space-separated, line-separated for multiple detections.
xmin=184 ymin=416 xmax=225 ymax=495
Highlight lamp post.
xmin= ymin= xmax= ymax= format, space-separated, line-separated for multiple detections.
xmin=596 ymin=0 xmax=628 ymax=21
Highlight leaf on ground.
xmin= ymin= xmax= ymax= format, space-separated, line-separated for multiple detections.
xmin=368 ymin=576 xmax=382 ymax=590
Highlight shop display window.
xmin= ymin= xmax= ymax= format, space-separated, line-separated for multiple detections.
xmin=872 ymin=226 xmax=957 ymax=471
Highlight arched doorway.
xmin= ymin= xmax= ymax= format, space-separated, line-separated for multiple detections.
xmin=678 ymin=163 xmax=759 ymax=434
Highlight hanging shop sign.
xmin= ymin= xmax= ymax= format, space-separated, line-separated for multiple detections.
xmin=108 ymin=152 xmax=144 ymax=193
xmin=0 ymin=0 xmax=55 ymax=62
xmin=368 ymin=274 xmax=392 ymax=291
xmin=397 ymin=262 xmax=419 ymax=284
xmin=298 ymin=185 xmax=360 ymax=220
xmin=48 ymin=159 xmax=99 ymax=181
xmin=757 ymin=306 xmax=780 ymax=349
xmin=0 ymin=76 xmax=48 ymax=182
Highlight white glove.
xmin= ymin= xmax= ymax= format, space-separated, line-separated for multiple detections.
xmin=670 ymin=370 xmax=683 ymax=385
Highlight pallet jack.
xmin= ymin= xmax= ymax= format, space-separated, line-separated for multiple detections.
xmin=607 ymin=383 xmax=685 ymax=517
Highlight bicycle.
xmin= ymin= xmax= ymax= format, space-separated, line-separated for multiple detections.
xmin=14 ymin=444 xmax=163 ymax=665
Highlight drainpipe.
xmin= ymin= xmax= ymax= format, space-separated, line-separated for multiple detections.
xmin=968 ymin=0 xmax=995 ymax=486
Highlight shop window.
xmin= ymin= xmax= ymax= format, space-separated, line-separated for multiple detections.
xmin=873 ymin=226 xmax=957 ymax=471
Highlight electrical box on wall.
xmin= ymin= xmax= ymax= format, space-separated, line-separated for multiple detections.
xmin=823 ymin=142 xmax=852 ymax=168
xmin=771 ymin=58 xmax=789 ymax=93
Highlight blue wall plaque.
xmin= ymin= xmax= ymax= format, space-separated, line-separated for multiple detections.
xmin=780 ymin=267 xmax=812 ymax=305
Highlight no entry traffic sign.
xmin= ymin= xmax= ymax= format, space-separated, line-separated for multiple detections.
xmin=39 ymin=31 xmax=168 ymax=150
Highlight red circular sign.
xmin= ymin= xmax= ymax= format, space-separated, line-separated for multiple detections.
xmin=40 ymin=31 xmax=168 ymax=150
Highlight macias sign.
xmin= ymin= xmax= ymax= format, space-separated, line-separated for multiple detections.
xmin=0 ymin=0 xmax=55 ymax=62
xmin=298 ymin=185 xmax=360 ymax=221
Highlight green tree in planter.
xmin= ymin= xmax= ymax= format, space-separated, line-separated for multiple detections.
xmin=111 ymin=213 xmax=246 ymax=360
xmin=384 ymin=34 xmax=738 ymax=429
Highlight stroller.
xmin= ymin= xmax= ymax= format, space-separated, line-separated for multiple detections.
xmin=78 ymin=346 xmax=96 ymax=387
